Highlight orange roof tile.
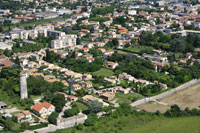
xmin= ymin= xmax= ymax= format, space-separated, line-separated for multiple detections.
xmin=0 ymin=60 xmax=14 ymax=67
xmin=32 ymin=103 xmax=43 ymax=112
xmin=41 ymin=101 xmax=52 ymax=109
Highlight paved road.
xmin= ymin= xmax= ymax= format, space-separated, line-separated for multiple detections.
xmin=0 ymin=107 xmax=21 ymax=114
xmin=130 ymin=79 xmax=200 ymax=107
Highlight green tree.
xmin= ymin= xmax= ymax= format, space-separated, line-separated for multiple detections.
xmin=87 ymin=100 xmax=103 ymax=113
xmin=139 ymin=31 xmax=156 ymax=46
xmin=64 ymin=106 xmax=80 ymax=117
xmin=0 ymin=26 xmax=2 ymax=32
xmin=84 ymin=113 xmax=98 ymax=126
xmin=124 ymin=43 xmax=130 ymax=48
xmin=52 ymin=94 xmax=66 ymax=113
xmin=48 ymin=112 xmax=59 ymax=125
xmin=21 ymin=122 xmax=29 ymax=130
xmin=106 ymin=38 xmax=119 ymax=48
xmin=170 ymin=38 xmax=186 ymax=52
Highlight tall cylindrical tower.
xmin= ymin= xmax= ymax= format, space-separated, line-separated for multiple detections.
xmin=20 ymin=72 xmax=28 ymax=99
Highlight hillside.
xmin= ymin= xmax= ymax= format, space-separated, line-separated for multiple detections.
xmin=54 ymin=115 xmax=200 ymax=133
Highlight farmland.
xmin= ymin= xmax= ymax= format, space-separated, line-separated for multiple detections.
xmin=137 ymin=83 xmax=200 ymax=113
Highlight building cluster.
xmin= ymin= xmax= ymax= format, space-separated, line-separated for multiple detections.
xmin=0 ymin=0 xmax=200 ymax=131
xmin=32 ymin=101 xmax=55 ymax=118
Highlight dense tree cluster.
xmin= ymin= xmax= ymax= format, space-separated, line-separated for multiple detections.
xmin=164 ymin=104 xmax=200 ymax=117
xmin=0 ymin=114 xmax=47 ymax=132
xmin=92 ymin=6 xmax=115 ymax=16
xmin=12 ymin=43 xmax=47 ymax=53
xmin=27 ymin=77 xmax=65 ymax=96
xmin=48 ymin=112 xmax=59 ymax=125
xmin=43 ymin=49 xmax=62 ymax=63
xmin=51 ymin=94 xmax=66 ymax=112
xmin=113 ymin=16 xmax=130 ymax=27
xmin=106 ymin=38 xmax=119 ymax=48
xmin=0 ymin=68 xmax=33 ymax=108
xmin=62 ymin=52 xmax=104 ymax=73
xmin=108 ymin=52 xmax=200 ymax=90
xmin=139 ymin=31 xmax=200 ymax=53
xmin=64 ymin=104 xmax=80 ymax=117
xmin=87 ymin=100 xmax=103 ymax=113
xmin=0 ymin=0 xmax=23 ymax=11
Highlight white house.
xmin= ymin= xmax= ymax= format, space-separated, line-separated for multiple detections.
xmin=106 ymin=61 xmax=119 ymax=69
xmin=128 ymin=10 xmax=137 ymax=16
xmin=32 ymin=102 xmax=55 ymax=117
xmin=51 ymin=34 xmax=77 ymax=49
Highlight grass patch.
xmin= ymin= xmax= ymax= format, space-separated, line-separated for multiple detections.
xmin=124 ymin=47 xmax=142 ymax=53
xmin=133 ymin=116 xmax=200 ymax=133
xmin=30 ymin=95 xmax=43 ymax=100
xmin=115 ymin=93 xmax=144 ymax=104
xmin=54 ymin=115 xmax=200 ymax=133
xmin=73 ymin=102 xmax=88 ymax=111
xmin=92 ymin=68 xmax=114 ymax=77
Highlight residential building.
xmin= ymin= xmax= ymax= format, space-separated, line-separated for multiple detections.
xmin=41 ymin=101 xmax=55 ymax=115
xmin=128 ymin=10 xmax=137 ymax=16
xmin=0 ymin=59 xmax=15 ymax=69
xmin=47 ymin=30 xmax=65 ymax=39
xmin=32 ymin=101 xmax=55 ymax=117
xmin=14 ymin=110 xmax=32 ymax=122
xmin=57 ymin=92 xmax=78 ymax=102
xmin=51 ymin=34 xmax=77 ymax=49
xmin=82 ymin=95 xmax=109 ymax=106
xmin=0 ymin=101 xmax=7 ymax=109
xmin=142 ymin=53 xmax=168 ymax=64
xmin=32 ymin=103 xmax=48 ymax=117
xmin=71 ymin=84 xmax=82 ymax=91
xmin=0 ymin=42 xmax=12 ymax=50
xmin=83 ymin=81 xmax=93 ymax=89
xmin=106 ymin=61 xmax=119 ymax=69
xmin=100 ymin=92 xmax=115 ymax=101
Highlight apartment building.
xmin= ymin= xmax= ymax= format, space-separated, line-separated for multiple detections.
xmin=9 ymin=25 xmax=54 ymax=40
xmin=51 ymin=34 xmax=77 ymax=49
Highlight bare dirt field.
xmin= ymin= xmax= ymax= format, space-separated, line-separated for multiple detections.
xmin=137 ymin=83 xmax=200 ymax=113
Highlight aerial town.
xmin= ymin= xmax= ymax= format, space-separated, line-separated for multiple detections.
xmin=0 ymin=0 xmax=200 ymax=132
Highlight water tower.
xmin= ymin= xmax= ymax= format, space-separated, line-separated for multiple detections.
xmin=20 ymin=72 xmax=28 ymax=99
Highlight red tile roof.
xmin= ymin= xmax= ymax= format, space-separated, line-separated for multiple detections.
xmin=32 ymin=103 xmax=43 ymax=112
xmin=22 ymin=110 xmax=31 ymax=115
xmin=0 ymin=60 xmax=14 ymax=67
xmin=67 ymin=95 xmax=78 ymax=99
xmin=41 ymin=101 xmax=52 ymax=109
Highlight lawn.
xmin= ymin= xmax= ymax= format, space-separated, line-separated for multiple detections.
xmin=115 ymin=93 xmax=144 ymax=104
xmin=124 ymin=47 xmax=142 ymax=53
xmin=133 ymin=116 xmax=200 ymax=133
xmin=30 ymin=95 xmax=43 ymax=100
xmin=54 ymin=116 xmax=200 ymax=133
xmin=92 ymin=68 xmax=114 ymax=77
xmin=73 ymin=102 xmax=88 ymax=111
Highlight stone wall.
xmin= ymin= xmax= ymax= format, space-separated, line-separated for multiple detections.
xmin=57 ymin=114 xmax=87 ymax=127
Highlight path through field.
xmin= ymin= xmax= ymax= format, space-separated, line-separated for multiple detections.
xmin=137 ymin=83 xmax=200 ymax=112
